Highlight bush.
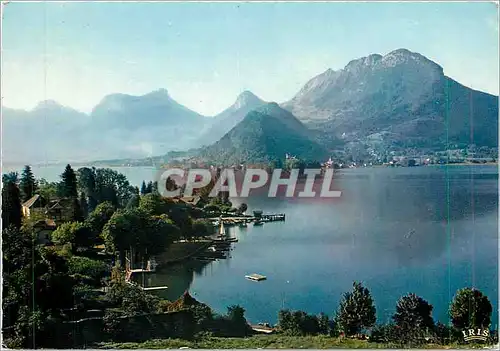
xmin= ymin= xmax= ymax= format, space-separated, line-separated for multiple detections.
xmin=278 ymin=309 xmax=323 ymax=336
xmin=370 ymin=324 xmax=400 ymax=343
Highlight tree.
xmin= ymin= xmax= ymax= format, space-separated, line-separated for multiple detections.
xmin=138 ymin=193 xmax=172 ymax=215
xmin=2 ymin=171 xmax=19 ymax=184
xmin=318 ymin=312 xmax=331 ymax=335
xmin=392 ymin=293 xmax=434 ymax=344
xmin=77 ymin=167 xmax=98 ymax=212
xmin=79 ymin=192 xmax=89 ymax=219
xmin=19 ymin=165 xmax=37 ymax=202
xmin=146 ymin=181 xmax=153 ymax=194
xmin=449 ymin=288 xmax=492 ymax=330
xmin=169 ymin=207 xmax=193 ymax=240
xmin=60 ymin=164 xmax=78 ymax=198
xmin=101 ymin=209 xmax=135 ymax=267
xmin=51 ymin=221 xmax=93 ymax=249
xmin=94 ymin=168 xmax=135 ymax=207
xmin=102 ymin=209 xmax=177 ymax=268
xmin=336 ymin=281 xmax=376 ymax=336
xmin=226 ymin=305 xmax=251 ymax=336
xmin=2 ymin=178 xmax=22 ymax=230
xmin=152 ymin=181 xmax=159 ymax=194
xmin=191 ymin=219 xmax=213 ymax=238
xmin=126 ymin=194 xmax=140 ymax=209
xmin=85 ymin=201 xmax=116 ymax=238
xmin=140 ymin=181 xmax=147 ymax=195
xmin=38 ymin=178 xmax=59 ymax=202
xmin=277 ymin=309 xmax=321 ymax=336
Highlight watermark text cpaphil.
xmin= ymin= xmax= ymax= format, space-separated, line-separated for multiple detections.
xmin=156 ymin=168 xmax=342 ymax=198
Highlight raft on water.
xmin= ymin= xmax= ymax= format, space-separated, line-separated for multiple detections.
xmin=245 ymin=273 xmax=267 ymax=281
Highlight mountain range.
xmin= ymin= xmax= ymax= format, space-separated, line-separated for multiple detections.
xmin=2 ymin=48 xmax=498 ymax=165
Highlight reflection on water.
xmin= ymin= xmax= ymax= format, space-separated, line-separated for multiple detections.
xmin=146 ymin=165 xmax=498 ymax=327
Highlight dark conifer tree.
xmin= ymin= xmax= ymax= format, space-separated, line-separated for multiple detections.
xmin=60 ymin=164 xmax=78 ymax=198
xmin=19 ymin=165 xmax=37 ymax=202
xmin=146 ymin=181 xmax=153 ymax=194
xmin=2 ymin=179 xmax=22 ymax=230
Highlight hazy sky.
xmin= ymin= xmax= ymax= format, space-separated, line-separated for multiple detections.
xmin=2 ymin=1 xmax=499 ymax=115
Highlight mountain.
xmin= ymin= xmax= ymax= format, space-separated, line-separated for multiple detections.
xmin=200 ymin=103 xmax=328 ymax=165
xmin=2 ymin=90 xmax=211 ymax=164
xmin=196 ymin=90 xmax=266 ymax=146
xmin=282 ymin=48 xmax=499 ymax=150
xmin=89 ymin=89 xmax=210 ymax=156
xmin=1 ymin=101 xmax=91 ymax=164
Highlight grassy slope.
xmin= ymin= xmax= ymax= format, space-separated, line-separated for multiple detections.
xmin=98 ymin=335 xmax=495 ymax=349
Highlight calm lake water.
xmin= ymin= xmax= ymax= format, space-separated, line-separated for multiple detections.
xmin=7 ymin=164 xmax=498 ymax=326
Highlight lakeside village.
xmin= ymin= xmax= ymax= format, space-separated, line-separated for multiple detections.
xmin=2 ymin=164 xmax=498 ymax=348
xmin=98 ymin=145 xmax=499 ymax=168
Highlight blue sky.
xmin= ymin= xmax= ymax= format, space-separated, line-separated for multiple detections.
xmin=2 ymin=1 xmax=498 ymax=115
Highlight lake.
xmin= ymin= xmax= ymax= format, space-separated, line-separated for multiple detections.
xmin=7 ymin=164 xmax=498 ymax=327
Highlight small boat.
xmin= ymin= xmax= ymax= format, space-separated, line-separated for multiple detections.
xmin=239 ymin=222 xmax=248 ymax=227
xmin=253 ymin=221 xmax=264 ymax=226
xmin=245 ymin=273 xmax=267 ymax=281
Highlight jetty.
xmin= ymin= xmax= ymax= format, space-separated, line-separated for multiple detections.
xmin=126 ymin=280 xmax=168 ymax=291
xmin=208 ymin=213 xmax=285 ymax=226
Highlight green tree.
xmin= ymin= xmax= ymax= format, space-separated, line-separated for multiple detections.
xmin=37 ymin=178 xmax=59 ymax=202
xmin=2 ymin=178 xmax=22 ymax=230
xmin=77 ymin=167 xmax=98 ymax=212
xmin=101 ymin=209 xmax=135 ymax=267
xmin=169 ymin=207 xmax=193 ymax=240
xmin=318 ymin=312 xmax=330 ymax=335
xmin=336 ymin=281 xmax=376 ymax=336
xmin=146 ymin=181 xmax=153 ymax=194
xmin=85 ymin=201 xmax=116 ymax=238
xmin=102 ymin=209 xmax=178 ymax=268
xmin=449 ymin=288 xmax=492 ymax=330
xmin=277 ymin=309 xmax=321 ymax=336
xmin=138 ymin=192 xmax=172 ymax=215
xmin=191 ymin=219 xmax=213 ymax=238
xmin=94 ymin=168 xmax=135 ymax=207
xmin=51 ymin=221 xmax=93 ymax=249
xmin=140 ymin=181 xmax=147 ymax=195
xmin=2 ymin=171 xmax=19 ymax=184
xmin=19 ymin=165 xmax=37 ymax=202
xmin=79 ymin=192 xmax=89 ymax=218
xmin=392 ymin=293 xmax=434 ymax=344
xmin=60 ymin=164 xmax=78 ymax=198
xmin=226 ymin=305 xmax=251 ymax=336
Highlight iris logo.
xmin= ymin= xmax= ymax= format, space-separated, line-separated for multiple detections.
xmin=462 ymin=328 xmax=489 ymax=342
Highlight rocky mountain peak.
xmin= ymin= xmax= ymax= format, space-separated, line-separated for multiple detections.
xmin=234 ymin=90 xmax=263 ymax=109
